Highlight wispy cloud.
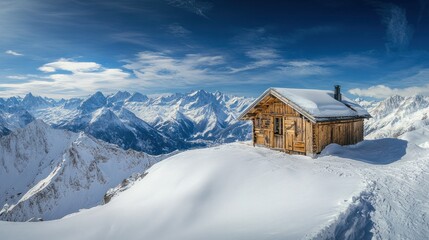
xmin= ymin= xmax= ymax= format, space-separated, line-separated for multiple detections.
xmin=6 ymin=75 xmax=27 ymax=80
xmin=229 ymin=49 xmax=373 ymax=75
xmin=418 ymin=0 xmax=429 ymax=24
xmin=167 ymin=0 xmax=213 ymax=18
xmin=246 ymin=48 xmax=280 ymax=60
xmin=228 ymin=48 xmax=281 ymax=73
xmin=165 ymin=23 xmax=191 ymax=37
xmin=123 ymin=51 xmax=225 ymax=88
xmin=0 ymin=49 xmax=386 ymax=98
xmin=375 ymin=3 xmax=413 ymax=51
xmin=5 ymin=50 xmax=23 ymax=56
xmin=232 ymin=27 xmax=279 ymax=50
xmin=279 ymin=60 xmax=332 ymax=77
xmin=0 ymin=1 xmax=93 ymax=43
xmin=110 ymin=32 xmax=159 ymax=48
xmin=320 ymin=54 xmax=378 ymax=67
xmin=38 ymin=58 xmax=101 ymax=73
xmin=124 ymin=49 xmax=336 ymax=90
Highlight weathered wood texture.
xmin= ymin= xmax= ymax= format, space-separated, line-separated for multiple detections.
xmin=246 ymin=94 xmax=365 ymax=156
xmin=314 ymin=119 xmax=364 ymax=153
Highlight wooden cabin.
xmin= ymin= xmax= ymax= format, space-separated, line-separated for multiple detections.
xmin=239 ymin=86 xmax=371 ymax=156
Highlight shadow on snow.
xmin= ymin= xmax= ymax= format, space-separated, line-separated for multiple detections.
xmin=320 ymin=138 xmax=408 ymax=165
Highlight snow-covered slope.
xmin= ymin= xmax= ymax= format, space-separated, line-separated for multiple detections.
xmin=0 ymin=106 xmax=34 ymax=136
xmin=364 ymin=95 xmax=429 ymax=139
xmin=318 ymin=132 xmax=429 ymax=239
xmin=399 ymin=126 xmax=429 ymax=148
xmin=0 ymin=120 xmax=163 ymax=221
xmin=0 ymin=143 xmax=365 ymax=239
xmin=2 ymin=127 xmax=429 ymax=238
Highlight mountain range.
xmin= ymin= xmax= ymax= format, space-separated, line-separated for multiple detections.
xmin=2 ymin=90 xmax=429 ymax=223
xmin=2 ymin=90 xmax=429 ymax=155
xmin=0 ymin=90 xmax=253 ymax=155
xmin=2 ymin=90 xmax=429 ymax=153
xmin=355 ymin=95 xmax=429 ymax=139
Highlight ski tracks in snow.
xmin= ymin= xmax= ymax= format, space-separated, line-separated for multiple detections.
xmin=365 ymin=146 xmax=429 ymax=239
xmin=317 ymin=143 xmax=429 ymax=239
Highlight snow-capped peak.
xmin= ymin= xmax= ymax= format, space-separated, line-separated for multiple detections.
xmin=107 ymin=91 xmax=131 ymax=106
xmin=365 ymin=94 xmax=429 ymax=139
xmin=21 ymin=93 xmax=51 ymax=109
xmin=90 ymin=107 xmax=122 ymax=125
xmin=126 ymin=92 xmax=148 ymax=102
xmin=79 ymin=91 xmax=107 ymax=113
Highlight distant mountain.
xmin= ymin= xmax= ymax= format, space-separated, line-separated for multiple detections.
xmin=79 ymin=91 xmax=107 ymax=113
xmin=0 ymin=106 xmax=34 ymax=137
xmin=124 ymin=89 xmax=253 ymax=144
xmin=362 ymin=95 xmax=429 ymax=139
xmin=106 ymin=91 xmax=131 ymax=106
xmin=0 ymin=120 xmax=163 ymax=221
xmin=127 ymin=92 xmax=148 ymax=102
xmin=0 ymin=90 xmax=254 ymax=154
xmin=5 ymin=90 xmax=429 ymax=153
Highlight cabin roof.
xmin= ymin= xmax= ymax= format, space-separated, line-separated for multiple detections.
xmin=239 ymin=87 xmax=371 ymax=122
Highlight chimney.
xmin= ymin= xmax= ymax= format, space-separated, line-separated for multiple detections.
xmin=334 ymin=85 xmax=342 ymax=101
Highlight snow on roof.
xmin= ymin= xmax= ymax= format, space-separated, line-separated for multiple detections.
xmin=240 ymin=87 xmax=371 ymax=122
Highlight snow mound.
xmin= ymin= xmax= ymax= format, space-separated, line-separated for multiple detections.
xmin=320 ymin=138 xmax=407 ymax=164
xmin=0 ymin=143 xmax=364 ymax=240
xmin=398 ymin=126 xmax=429 ymax=149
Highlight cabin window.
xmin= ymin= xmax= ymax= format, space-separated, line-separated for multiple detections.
xmin=274 ymin=117 xmax=283 ymax=135
xmin=255 ymin=117 xmax=262 ymax=128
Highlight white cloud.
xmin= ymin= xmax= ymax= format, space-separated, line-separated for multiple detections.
xmin=38 ymin=58 xmax=101 ymax=73
xmin=0 ymin=59 xmax=130 ymax=98
xmin=349 ymin=68 xmax=429 ymax=98
xmin=0 ymin=50 xmax=381 ymax=98
xmin=5 ymin=50 xmax=23 ymax=56
xmin=349 ymin=84 xmax=429 ymax=99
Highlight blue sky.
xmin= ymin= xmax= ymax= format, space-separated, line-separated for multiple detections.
xmin=1 ymin=0 xmax=429 ymax=98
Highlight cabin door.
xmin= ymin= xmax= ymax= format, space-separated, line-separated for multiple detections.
xmin=284 ymin=117 xmax=305 ymax=153
xmin=273 ymin=117 xmax=284 ymax=149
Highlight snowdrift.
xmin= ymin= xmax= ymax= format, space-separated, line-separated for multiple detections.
xmin=0 ymin=143 xmax=364 ymax=240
